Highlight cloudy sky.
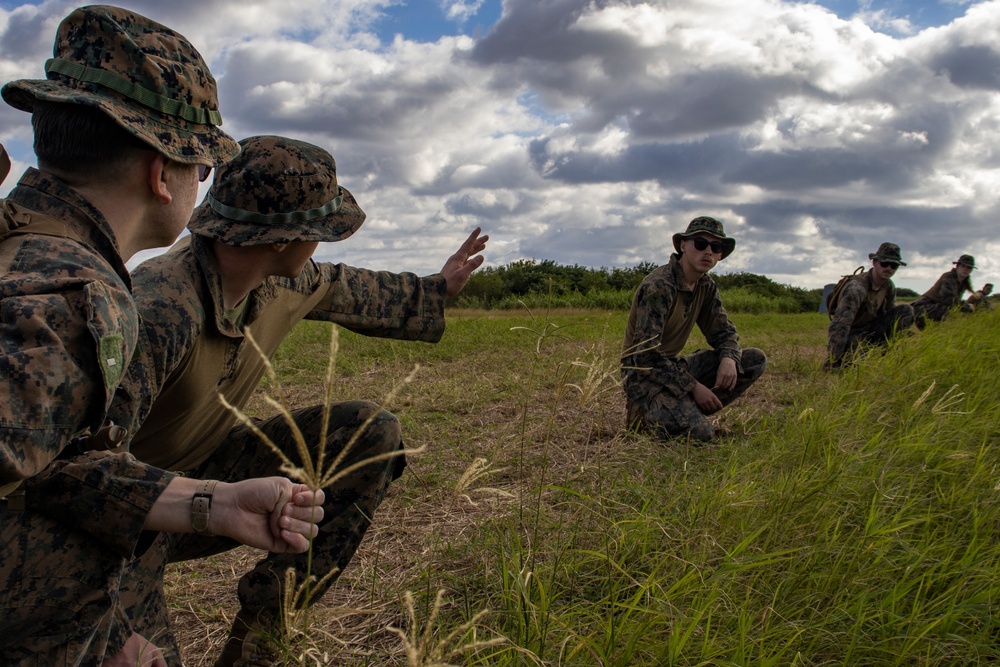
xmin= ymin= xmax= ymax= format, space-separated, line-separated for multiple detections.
xmin=1 ymin=0 xmax=997 ymax=292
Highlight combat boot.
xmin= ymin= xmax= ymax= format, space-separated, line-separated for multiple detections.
xmin=214 ymin=608 xmax=279 ymax=667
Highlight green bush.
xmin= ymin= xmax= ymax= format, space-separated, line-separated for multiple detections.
xmin=449 ymin=260 xmax=823 ymax=313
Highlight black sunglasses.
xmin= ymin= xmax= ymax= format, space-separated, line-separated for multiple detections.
xmin=197 ymin=164 xmax=212 ymax=182
xmin=878 ymin=261 xmax=899 ymax=270
xmin=689 ymin=237 xmax=724 ymax=254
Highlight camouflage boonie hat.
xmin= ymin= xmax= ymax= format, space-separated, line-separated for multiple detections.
xmin=953 ymin=254 xmax=975 ymax=269
xmin=1 ymin=5 xmax=238 ymax=166
xmin=0 ymin=143 xmax=9 ymax=185
xmin=187 ymin=135 xmax=366 ymax=246
xmin=868 ymin=242 xmax=907 ymax=266
xmin=672 ymin=216 xmax=736 ymax=259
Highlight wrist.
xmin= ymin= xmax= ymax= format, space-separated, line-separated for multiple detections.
xmin=191 ymin=479 xmax=218 ymax=536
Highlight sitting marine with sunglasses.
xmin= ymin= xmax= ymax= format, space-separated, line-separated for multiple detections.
xmin=825 ymin=242 xmax=915 ymax=369
xmin=621 ymin=216 xmax=767 ymax=442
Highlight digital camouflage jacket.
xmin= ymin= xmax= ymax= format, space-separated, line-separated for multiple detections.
xmin=1 ymin=169 xmax=173 ymax=656
xmin=826 ymin=269 xmax=896 ymax=362
xmin=912 ymin=268 xmax=971 ymax=309
xmin=107 ymin=234 xmax=448 ymax=472
xmin=621 ymin=254 xmax=741 ymax=403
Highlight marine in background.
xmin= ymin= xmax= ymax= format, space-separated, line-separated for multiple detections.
xmin=621 ymin=216 xmax=766 ymax=443
xmin=910 ymin=254 xmax=976 ymax=329
xmin=825 ymin=242 xmax=914 ymax=369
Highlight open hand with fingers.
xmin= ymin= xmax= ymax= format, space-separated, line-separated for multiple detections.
xmin=441 ymin=227 xmax=489 ymax=296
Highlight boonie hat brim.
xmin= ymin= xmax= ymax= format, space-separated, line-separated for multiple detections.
xmin=2 ymin=80 xmax=238 ymax=167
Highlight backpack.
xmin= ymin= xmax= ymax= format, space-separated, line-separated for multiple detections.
xmin=825 ymin=266 xmax=866 ymax=318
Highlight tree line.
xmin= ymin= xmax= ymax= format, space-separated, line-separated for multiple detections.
xmin=447 ymin=258 xmax=920 ymax=313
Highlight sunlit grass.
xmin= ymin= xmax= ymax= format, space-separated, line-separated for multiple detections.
xmin=169 ymin=307 xmax=1000 ymax=665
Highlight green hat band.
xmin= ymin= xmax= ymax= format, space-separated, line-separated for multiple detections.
xmin=207 ymin=189 xmax=345 ymax=225
xmin=45 ymin=57 xmax=223 ymax=126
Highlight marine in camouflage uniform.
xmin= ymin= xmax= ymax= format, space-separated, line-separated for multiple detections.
xmin=911 ymin=254 xmax=975 ymax=328
xmin=106 ymin=135 xmax=488 ymax=666
xmin=826 ymin=242 xmax=915 ymax=368
xmin=621 ymin=217 xmax=766 ymax=442
xmin=0 ymin=5 xmax=239 ymax=665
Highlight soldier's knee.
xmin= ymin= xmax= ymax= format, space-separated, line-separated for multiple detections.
xmin=357 ymin=404 xmax=402 ymax=453
xmin=686 ymin=420 xmax=716 ymax=443
xmin=741 ymin=348 xmax=767 ymax=378
xmin=658 ymin=414 xmax=715 ymax=443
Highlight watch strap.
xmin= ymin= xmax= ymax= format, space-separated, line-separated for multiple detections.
xmin=191 ymin=479 xmax=218 ymax=536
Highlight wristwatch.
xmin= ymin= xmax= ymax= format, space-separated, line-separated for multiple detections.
xmin=191 ymin=479 xmax=218 ymax=536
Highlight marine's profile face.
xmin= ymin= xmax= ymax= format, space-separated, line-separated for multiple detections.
xmin=956 ymin=264 xmax=972 ymax=281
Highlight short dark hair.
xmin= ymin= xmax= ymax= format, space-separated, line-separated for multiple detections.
xmin=31 ymin=101 xmax=151 ymax=178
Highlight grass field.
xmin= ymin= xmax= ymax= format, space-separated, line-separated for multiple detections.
xmin=166 ymin=306 xmax=1000 ymax=666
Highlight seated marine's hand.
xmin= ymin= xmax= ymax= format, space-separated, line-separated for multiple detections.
xmin=692 ymin=382 xmax=723 ymax=414
xmin=713 ymin=357 xmax=737 ymax=392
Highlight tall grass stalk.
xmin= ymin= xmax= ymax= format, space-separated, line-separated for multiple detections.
xmin=218 ymin=325 xmax=444 ymax=662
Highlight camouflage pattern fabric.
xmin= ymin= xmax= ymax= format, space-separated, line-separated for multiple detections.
xmin=119 ymin=402 xmax=404 ymax=666
xmin=626 ymin=347 xmax=767 ymax=441
xmin=621 ymin=254 xmax=764 ymax=441
xmin=0 ymin=172 xmax=174 ymax=663
xmin=826 ymin=269 xmax=913 ymax=365
xmin=107 ymin=233 xmax=447 ymax=471
xmin=671 ymin=215 xmax=736 ymax=258
xmin=187 ymin=135 xmax=366 ymax=246
xmin=1 ymin=5 xmax=233 ymax=662
xmin=1 ymin=5 xmax=238 ymax=165
xmin=868 ymin=242 xmax=907 ymax=265
xmin=911 ymin=268 xmax=972 ymax=329
xmin=104 ymin=230 xmax=448 ymax=662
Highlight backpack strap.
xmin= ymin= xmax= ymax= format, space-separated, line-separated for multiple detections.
xmin=826 ymin=265 xmax=866 ymax=318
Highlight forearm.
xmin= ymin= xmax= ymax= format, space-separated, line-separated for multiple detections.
xmin=143 ymin=476 xmax=323 ymax=554
xmin=314 ymin=265 xmax=447 ymax=342
xmin=143 ymin=476 xmax=224 ymax=533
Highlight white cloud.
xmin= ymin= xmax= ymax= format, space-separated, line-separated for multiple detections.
xmin=2 ymin=0 xmax=999 ymax=292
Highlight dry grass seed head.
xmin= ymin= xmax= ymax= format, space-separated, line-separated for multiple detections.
xmin=219 ymin=326 xmax=424 ymax=491
xmin=387 ymin=589 xmax=507 ymax=667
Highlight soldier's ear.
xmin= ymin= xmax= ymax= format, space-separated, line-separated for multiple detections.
xmin=271 ymin=242 xmax=289 ymax=253
xmin=147 ymin=154 xmax=172 ymax=205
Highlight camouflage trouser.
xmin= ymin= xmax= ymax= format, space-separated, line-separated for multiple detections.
xmin=0 ymin=499 xmax=129 ymax=666
xmin=910 ymin=298 xmax=950 ymax=330
xmin=119 ymin=400 xmax=405 ymax=666
xmin=843 ymin=304 xmax=915 ymax=356
xmin=626 ymin=347 xmax=767 ymax=442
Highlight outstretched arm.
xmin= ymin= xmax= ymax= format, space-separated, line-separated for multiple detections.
xmin=440 ymin=227 xmax=489 ymax=297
